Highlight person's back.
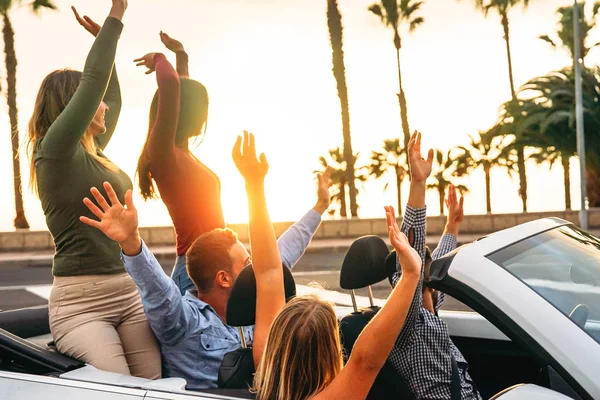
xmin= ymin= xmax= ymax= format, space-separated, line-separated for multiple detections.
xmin=135 ymin=49 xmax=224 ymax=294
xmin=27 ymin=1 xmax=161 ymax=379
xmin=36 ymin=139 xmax=131 ymax=275
xmin=251 ymin=206 xmax=422 ymax=400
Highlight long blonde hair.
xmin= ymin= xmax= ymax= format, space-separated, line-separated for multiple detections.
xmin=27 ymin=69 xmax=117 ymax=194
xmin=252 ymin=295 xmax=344 ymax=400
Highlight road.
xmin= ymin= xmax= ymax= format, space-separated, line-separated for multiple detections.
xmin=0 ymin=250 xmax=470 ymax=312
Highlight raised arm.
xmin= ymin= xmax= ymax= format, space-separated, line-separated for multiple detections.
xmin=41 ymin=2 xmax=126 ymax=158
xmin=71 ymin=7 xmax=123 ymax=151
xmin=431 ymin=184 xmax=464 ymax=312
xmin=160 ymin=32 xmax=190 ymax=78
xmin=232 ymin=132 xmax=283 ymax=367
xmin=79 ymin=182 xmax=198 ymax=346
xmin=392 ymin=131 xmax=433 ymax=284
xmin=135 ymin=53 xmax=181 ymax=161
xmin=315 ymin=207 xmax=421 ymax=400
xmin=277 ymin=167 xmax=331 ymax=269
xmin=388 ymin=131 xmax=433 ymax=349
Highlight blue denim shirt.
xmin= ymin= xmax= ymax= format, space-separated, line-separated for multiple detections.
xmin=123 ymin=209 xmax=321 ymax=389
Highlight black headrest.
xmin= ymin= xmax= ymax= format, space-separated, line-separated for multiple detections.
xmin=385 ymin=250 xmax=398 ymax=286
xmin=226 ymin=264 xmax=296 ymax=327
xmin=340 ymin=236 xmax=389 ymax=290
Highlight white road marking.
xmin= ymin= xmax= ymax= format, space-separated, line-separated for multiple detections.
xmin=25 ymin=285 xmax=52 ymax=300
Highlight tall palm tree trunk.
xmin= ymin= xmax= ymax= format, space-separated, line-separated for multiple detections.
xmin=395 ymin=34 xmax=410 ymax=152
xmin=562 ymin=155 xmax=572 ymax=210
xmin=586 ymin=168 xmax=600 ymax=207
xmin=339 ymin=180 xmax=348 ymax=218
xmin=3 ymin=13 xmax=28 ymax=229
xmin=327 ymin=0 xmax=358 ymax=217
xmin=395 ymin=166 xmax=403 ymax=215
xmin=438 ymin=186 xmax=445 ymax=215
xmin=501 ymin=10 xmax=517 ymax=100
xmin=484 ymin=163 xmax=492 ymax=214
xmin=501 ymin=9 xmax=528 ymax=212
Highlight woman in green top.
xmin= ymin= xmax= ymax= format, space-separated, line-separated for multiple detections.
xmin=26 ymin=1 xmax=160 ymax=379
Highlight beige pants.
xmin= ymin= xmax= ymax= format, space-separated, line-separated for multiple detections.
xmin=49 ymin=272 xmax=161 ymax=379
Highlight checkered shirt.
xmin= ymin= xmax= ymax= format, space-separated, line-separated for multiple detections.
xmin=389 ymin=206 xmax=481 ymax=400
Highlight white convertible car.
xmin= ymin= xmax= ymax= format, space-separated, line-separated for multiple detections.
xmin=0 ymin=218 xmax=598 ymax=399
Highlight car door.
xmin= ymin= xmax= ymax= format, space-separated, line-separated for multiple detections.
xmin=429 ymin=219 xmax=600 ymax=400
xmin=0 ymin=370 xmax=147 ymax=400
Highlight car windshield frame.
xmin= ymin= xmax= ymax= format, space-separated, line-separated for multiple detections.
xmin=486 ymin=224 xmax=600 ymax=346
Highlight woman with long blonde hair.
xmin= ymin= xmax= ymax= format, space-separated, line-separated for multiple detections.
xmin=229 ymin=133 xmax=421 ymax=400
xmin=26 ymin=1 xmax=160 ymax=378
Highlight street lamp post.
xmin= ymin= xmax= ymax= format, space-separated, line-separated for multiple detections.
xmin=574 ymin=0 xmax=589 ymax=229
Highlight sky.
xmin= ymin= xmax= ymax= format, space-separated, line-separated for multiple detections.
xmin=0 ymin=0 xmax=595 ymax=231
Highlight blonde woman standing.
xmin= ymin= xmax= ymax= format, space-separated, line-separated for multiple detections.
xmin=26 ymin=0 xmax=160 ymax=379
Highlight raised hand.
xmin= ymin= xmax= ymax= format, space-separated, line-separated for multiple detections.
xmin=385 ymin=205 xmax=422 ymax=277
xmin=232 ymin=131 xmax=269 ymax=183
xmin=314 ymin=166 xmax=333 ymax=215
xmin=109 ymin=0 xmax=127 ymax=21
xmin=160 ymin=31 xmax=185 ymax=53
xmin=408 ymin=131 xmax=434 ymax=183
xmin=134 ymin=53 xmax=160 ymax=75
xmin=72 ymin=7 xmax=101 ymax=37
xmin=445 ymin=184 xmax=464 ymax=234
xmin=80 ymin=182 xmax=140 ymax=254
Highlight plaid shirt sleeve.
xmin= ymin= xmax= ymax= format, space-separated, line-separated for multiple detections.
xmin=391 ymin=205 xmax=427 ymax=349
xmin=431 ymin=233 xmax=457 ymax=312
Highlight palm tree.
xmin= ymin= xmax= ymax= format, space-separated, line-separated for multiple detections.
xmin=4 ymin=0 xmax=56 ymax=229
xmin=539 ymin=2 xmax=600 ymax=68
xmin=510 ymin=68 xmax=600 ymax=208
xmin=317 ymin=148 xmax=365 ymax=218
xmin=454 ymin=131 xmax=509 ymax=213
xmin=428 ymin=149 xmax=468 ymax=215
xmin=368 ymin=138 xmax=408 ymax=214
xmin=470 ymin=0 xmax=531 ymax=212
xmin=368 ymin=0 xmax=424 ymax=153
xmin=492 ymin=96 xmax=532 ymax=212
xmin=327 ymin=0 xmax=358 ymax=217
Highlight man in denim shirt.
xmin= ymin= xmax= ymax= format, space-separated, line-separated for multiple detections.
xmin=81 ymin=169 xmax=333 ymax=389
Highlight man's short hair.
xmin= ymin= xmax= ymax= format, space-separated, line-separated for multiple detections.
xmin=186 ymin=228 xmax=239 ymax=293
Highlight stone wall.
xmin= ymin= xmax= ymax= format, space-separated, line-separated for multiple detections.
xmin=1 ymin=209 xmax=599 ymax=252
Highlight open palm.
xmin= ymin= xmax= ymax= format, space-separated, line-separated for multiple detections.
xmin=385 ymin=206 xmax=421 ymax=277
xmin=232 ymin=130 xmax=269 ymax=182
xmin=408 ymin=131 xmax=433 ymax=182
xmin=80 ymin=182 xmax=138 ymax=244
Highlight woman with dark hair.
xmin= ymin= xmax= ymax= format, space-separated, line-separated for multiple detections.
xmin=135 ymin=36 xmax=224 ymax=295
xmin=26 ymin=1 xmax=160 ymax=378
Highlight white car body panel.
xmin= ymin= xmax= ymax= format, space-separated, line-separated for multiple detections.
xmin=495 ymin=384 xmax=573 ymax=400
xmin=448 ymin=218 xmax=600 ymax=399
xmin=0 ymin=370 xmax=146 ymax=399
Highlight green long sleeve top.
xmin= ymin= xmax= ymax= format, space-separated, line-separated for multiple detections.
xmin=34 ymin=17 xmax=132 ymax=277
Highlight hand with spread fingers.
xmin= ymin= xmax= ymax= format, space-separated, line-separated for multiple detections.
xmin=445 ymin=184 xmax=464 ymax=236
xmin=79 ymin=182 xmax=141 ymax=255
xmin=314 ymin=166 xmax=333 ymax=215
xmin=232 ymin=130 xmax=269 ymax=184
xmin=160 ymin=31 xmax=185 ymax=53
xmin=72 ymin=6 xmax=101 ymax=37
xmin=385 ymin=205 xmax=421 ymax=278
xmin=134 ymin=53 xmax=161 ymax=75
xmin=408 ymin=130 xmax=434 ymax=183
